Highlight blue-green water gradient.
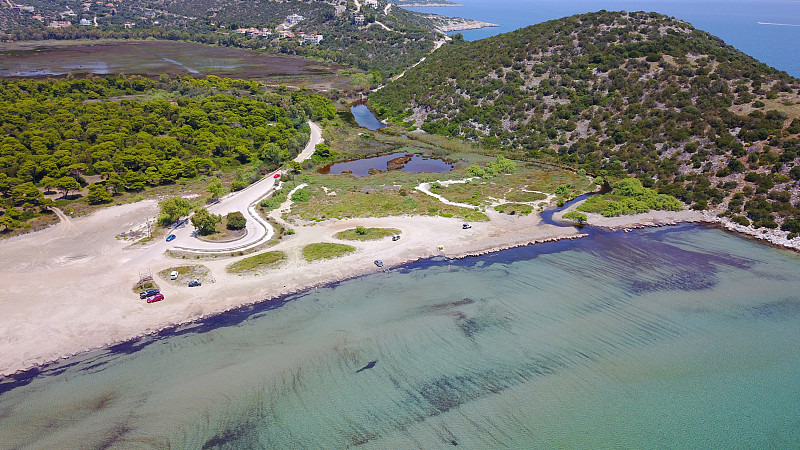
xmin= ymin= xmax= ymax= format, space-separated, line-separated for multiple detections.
xmin=0 ymin=225 xmax=799 ymax=448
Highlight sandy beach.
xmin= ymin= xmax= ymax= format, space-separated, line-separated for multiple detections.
xmin=3 ymin=192 xmax=799 ymax=377
xmin=0 ymin=199 xmax=580 ymax=377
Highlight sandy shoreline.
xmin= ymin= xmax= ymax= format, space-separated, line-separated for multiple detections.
xmin=2 ymin=198 xmax=798 ymax=379
xmin=0 ymin=199 xmax=581 ymax=378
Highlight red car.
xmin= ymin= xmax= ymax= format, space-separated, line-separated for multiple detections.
xmin=146 ymin=293 xmax=164 ymax=303
xmin=273 ymin=173 xmax=281 ymax=178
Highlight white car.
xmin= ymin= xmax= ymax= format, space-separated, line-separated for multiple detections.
xmin=169 ymin=270 xmax=178 ymax=280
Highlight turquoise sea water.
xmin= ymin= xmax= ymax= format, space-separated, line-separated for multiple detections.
xmin=405 ymin=0 xmax=800 ymax=77
xmin=1 ymin=225 xmax=799 ymax=448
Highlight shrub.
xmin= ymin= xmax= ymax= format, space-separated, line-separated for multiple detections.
xmin=226 ymin=211 xmax=247 ymax=230
xmin=231 ymin=180 xmax=247 ymax=191
xmin=291 ymin=188 xmax=311 ymax=202
xmin=563 ymin=211 xmax=587 ymax=224
xmin=732 ymin=215 xmax=751 ymax=226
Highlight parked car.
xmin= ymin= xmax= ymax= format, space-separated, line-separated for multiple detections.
xmin=166 ymin=234 xmax=176 ymax=242
xmin=146 ymin=293 xmax=164 ymax=303
xmin=374 ymin=260 xmax=384 ymax=267
xmin=462 ymin=223 xmax=472 ymax=229
xmin=170 ymin=270 xmax=179 ymax=280
xmin=392 ymin=234 xmax=401 ymax=241
xmin=188 ymin=280 xmax=201 ymax=287
xmin=139 ymin=288 xmax=160 ymax=299
xmin=273 ymin=173 xmax=281 ymax=178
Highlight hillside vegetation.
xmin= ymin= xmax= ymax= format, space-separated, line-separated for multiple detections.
xmin=371 ymin=11 xmax=800 ymax=234
xmin=1 ymin=0 xmax=439 ymax=78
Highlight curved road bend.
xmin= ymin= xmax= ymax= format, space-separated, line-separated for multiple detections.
xmin=125 ymin=122 xmax=322 ymax=266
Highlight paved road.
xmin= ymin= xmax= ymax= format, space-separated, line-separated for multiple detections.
xmin=125 ymin=121 xmax=322 ymax=266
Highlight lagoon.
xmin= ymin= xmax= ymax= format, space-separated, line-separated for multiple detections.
xmin=1 ymin=225 xmax=799 ymax=448
xmin=405 ymin=0 xmax=800 ymax=77
xmin=317 ymin=151 xmax=455 ymax=177
xmin=351 ymin=104 xmax=386 ymax=130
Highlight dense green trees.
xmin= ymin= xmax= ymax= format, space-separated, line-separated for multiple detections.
xmin=0 ymin=75 xmax=335 ymax=235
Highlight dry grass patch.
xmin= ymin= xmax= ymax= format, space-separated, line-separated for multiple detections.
xmin=158 ymin=265 xmax=210 ymax=284
xmin=336 ymin=227 xmax=400 ymax=241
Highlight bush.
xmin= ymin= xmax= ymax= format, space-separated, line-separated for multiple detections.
xmin=732 ymin=215 xmax=751 ymax=226
xmin=231 ymin=180 xmax=247 ymax=191
xmin=466 ymin=165 xmax=486 ymax=178
xmin=563 ymin=211 xmax=587 ymax=224
xmin=226 ymin=211 xmax=247 ymax=230
xmin=291 ymin=188 xmax=311 ymax=202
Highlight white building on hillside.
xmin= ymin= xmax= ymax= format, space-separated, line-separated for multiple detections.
xmin=286 ymin=14 xmax=304 ymax=25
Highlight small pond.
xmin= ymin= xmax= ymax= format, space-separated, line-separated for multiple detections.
xmin=317 ymin=152 xmax=454 ymax=177
xmin=350 ymin=104 xmax=386 ymax=130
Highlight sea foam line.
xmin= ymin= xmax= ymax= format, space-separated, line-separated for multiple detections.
xmin=757 ymin=21 xmax=800 ymax=27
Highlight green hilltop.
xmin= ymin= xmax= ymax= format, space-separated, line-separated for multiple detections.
xmin=371 ymin=11 xmax=800 ymax=233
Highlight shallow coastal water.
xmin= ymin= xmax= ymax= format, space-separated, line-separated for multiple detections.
xmin=406 ymin=0 xmax=800 ymax=76
xmin=1 ymin=225 xmax=799 ymax=448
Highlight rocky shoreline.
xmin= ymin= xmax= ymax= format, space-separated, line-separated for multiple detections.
xmin=556 ymin=199 xmax=800 ymax=253
xmin=398 ymin=2 xmax=463 ymax=7
xmin=435 ymin=20 xmax=500 ymax=32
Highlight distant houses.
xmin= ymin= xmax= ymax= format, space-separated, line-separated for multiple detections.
xmin=286 ymin=14 xmax=304 ymax=25
xmin=235 ymin=27 xmax=273 ymax=38
xmin=13 ymin=4 xmax=35 ymax=13
xmin=364 ymin=0 xmax=378 ymax=8
xmin=48 ymin=20 xmax=72 ymax=28
xmin=298 ymin=33 xmax=323 ymax=45
xmin=79 ymin=18 xmax=93 ymax=26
